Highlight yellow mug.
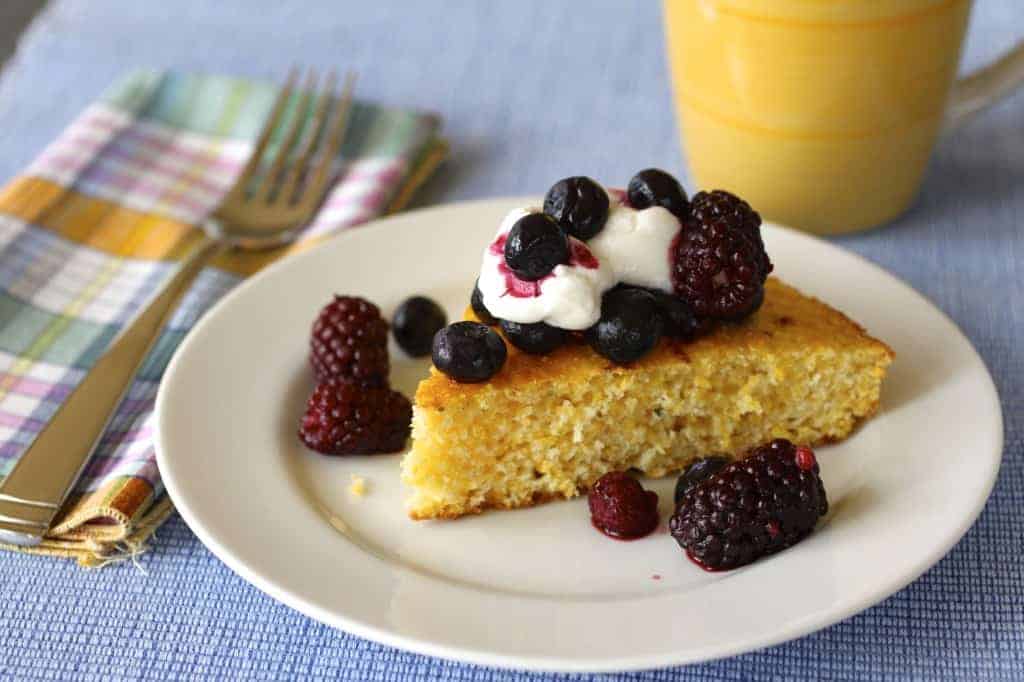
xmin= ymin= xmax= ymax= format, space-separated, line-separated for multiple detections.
xmin=663 ymin=0 xmax=1024 ymax=234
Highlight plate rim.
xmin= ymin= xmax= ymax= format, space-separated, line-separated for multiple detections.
xmin=155 ymin=196 xmax=1004 ymax=673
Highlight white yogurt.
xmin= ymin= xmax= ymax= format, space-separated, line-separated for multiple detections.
xmin=587 ymin=201 xmax=678 ymax=292
xmin=478 ymin=209 xmax=616 ymax=330
xmin=477 ymin=194 xmax=682 ymax=331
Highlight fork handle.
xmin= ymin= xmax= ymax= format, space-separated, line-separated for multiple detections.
xmin=0 ymin=234 xmax=222 ymax=546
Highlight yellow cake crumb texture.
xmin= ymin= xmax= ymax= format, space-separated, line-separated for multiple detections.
xmin=401 ymin=278 xmax=893 ymax=520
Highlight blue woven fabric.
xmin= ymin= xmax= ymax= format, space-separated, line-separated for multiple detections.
xmin=0 ymin=1 xmax=1021 ymax=679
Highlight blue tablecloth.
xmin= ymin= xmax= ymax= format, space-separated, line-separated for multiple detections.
xmin=1 ymin=1 xmax=1021 ymax=679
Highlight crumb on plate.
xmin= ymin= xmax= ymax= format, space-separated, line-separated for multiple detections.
xmin=349 ymin=475 xmax=368 ymax=497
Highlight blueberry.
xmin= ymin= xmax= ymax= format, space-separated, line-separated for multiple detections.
xmin=627 ymin=169 xmax=689 ymax=220
xmin=432 ymin=322 xmax=507 ymax=383
xmin=543 ymin=176 xmax=610 ymax=240
xmin=504 ymin=213 xmax=569 ymax=281
xmin=587 ymin=287 xmax=664 ymax=364
xmin=674 ymin=456 xmax=730 ymax=505
xmin=499 ymin=319 xmax=567 ymax=355
xmin=470 ymin=279 xmax=498 ymax=325
xmin=392 ymin=296 xmax=447 ymax=357
xmin=647 ymin=289 xmax=703 ymax=340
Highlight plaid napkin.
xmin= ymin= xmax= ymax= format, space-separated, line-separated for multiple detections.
xmin=0 ymin=70 xmax=446 ymax=566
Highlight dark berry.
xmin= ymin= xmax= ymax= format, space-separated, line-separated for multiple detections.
xmin=298 ymin=378 xmax=412 ymax=455
xmin=504 ymin=213 xmax=569 ymax=281
xmin=669 ymin=439 xmax=827 ymax=571
xmin=432 ymin=321 xmax=507 ymax=383
xmin=689 ymin=190 xmax=771 ymax=276
xmin=627 ymin=169 xmax=689 ymax=220
xmin=727 ymin=286 xmax=765 ymax=321
xmin=672 ymin=190 xmax=772 ymax=320
xmin=587 ymin=287 xmax=664 ymax=364
xmin=499 ymin=319 xmax=567 ymax=354
xmin=470 ymin=279 xmax=498 ymax=325
xmin=674 ymin=456 xmax=730 ymax=505
xmin=588 ymin=471 xmax=660 ymax=539
xmin=310 ymin=295 xmax=389 ymax=385
xmin=392 ymin=296 xmax=447 ymax=357
xmin=543 ymin=176 xmax=610 ymax=240
xmin=646 ymin=289 xmax=705 ymax=340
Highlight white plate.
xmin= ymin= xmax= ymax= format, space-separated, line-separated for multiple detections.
xmin=156 ymin=198 xmax=1003 ymax=673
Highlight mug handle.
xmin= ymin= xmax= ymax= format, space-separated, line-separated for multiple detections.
xmin=944 ymin=40 xmax=1024 ymax=131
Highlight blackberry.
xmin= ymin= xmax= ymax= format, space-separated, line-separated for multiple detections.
xmin=543 ymin=176 xmax=610 ymax=240
xmin=470 ymin=279 xmax=498 ymax=325
xmin=310 ymin=295 xmax=389 ymax=385
xmin=671 ymin=190 xmax=772 ymax=320
xmin=689 ymin=190 xmax=771 ymax=276
xmin=504 ymin=213 xmax=569 ymax=281
xmin=587 ymin=287 xmax=664 ymax=364
xmin=626 ymin=169 xmax=689 ymax=220
xmin=298 ymin=378 xmax=412 ymax=455
xmin=392 ymin=296 xmax=447 ymax=357
xmin=499 ymin=319 xmax=567 ymax=355
xmin=432 ymin=321 xmax=507 ymax=383
xmin=729 ymin=286 xmax=765 ymax=321
xmin=588 ymin=471 xmax=660 ymax=539
xmin=673 ymin=456 xmax=730 ymax=505
xmin=669 ymin=439 xmax=827 ymax=571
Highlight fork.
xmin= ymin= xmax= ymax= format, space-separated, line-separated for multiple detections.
xmin=0 ymin=68 xmax=355 ymax=546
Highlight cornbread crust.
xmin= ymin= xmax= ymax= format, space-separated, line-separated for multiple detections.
xmin=402 ymin=278 xmax=893 ymax=520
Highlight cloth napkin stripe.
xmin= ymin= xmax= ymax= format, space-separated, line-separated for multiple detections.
xmin=0 ymin=192 xmax=244 ymax=489
xmin=30 ymin=103 xmax=413 ymax=239
xmin=0 ymin=70 xmax=445 ymax=564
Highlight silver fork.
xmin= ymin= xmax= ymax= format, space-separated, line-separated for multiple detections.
xmin=0 ymin=68 xmax=355 ymax=546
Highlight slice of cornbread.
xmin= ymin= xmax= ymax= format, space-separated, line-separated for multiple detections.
xmin=402 ymin=278 xmax=892 ymax=520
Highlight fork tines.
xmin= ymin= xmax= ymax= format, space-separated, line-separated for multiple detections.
xmin=229 ymin=67 xmax=356 ymax=217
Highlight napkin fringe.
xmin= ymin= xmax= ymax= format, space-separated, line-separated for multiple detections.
xmin=0 ymin=495 xmax=175 ymax=567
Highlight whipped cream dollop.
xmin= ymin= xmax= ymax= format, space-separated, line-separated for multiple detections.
xmin=477 ymin=192 xmax=681 ymax=330
xmin=588 ymin=194 xmax=679 ymax=292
